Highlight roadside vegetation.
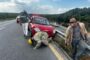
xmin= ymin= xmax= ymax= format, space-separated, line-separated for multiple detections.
xmin=42 ymin=7 xmax=90 ymax=23
xmin=0 ymin=13 xmax=18 ymax=21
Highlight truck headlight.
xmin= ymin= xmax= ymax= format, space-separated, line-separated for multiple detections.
xmin=53 ymin=29 xmax=56 ymax=34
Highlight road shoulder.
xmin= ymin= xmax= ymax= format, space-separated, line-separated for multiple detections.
xmin=49 ymin=41 xmax=72 ymax=60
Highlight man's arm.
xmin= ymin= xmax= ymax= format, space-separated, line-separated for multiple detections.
xmin=65 ymin=26 xmax=71 ymax=45
xmin=81 ymin=22 xmax=88 ymax=41
xmin=83 ymin=23 xmax=88 ymax=41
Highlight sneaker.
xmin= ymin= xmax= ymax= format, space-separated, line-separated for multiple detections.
xmin=24 ymin=35 xmax=29 ymax=39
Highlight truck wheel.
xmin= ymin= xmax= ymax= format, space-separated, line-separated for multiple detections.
xmin=32 ymin=40 xmax=37 ymax=47
xmin=28 ymin=28 xmax=32 ymax=37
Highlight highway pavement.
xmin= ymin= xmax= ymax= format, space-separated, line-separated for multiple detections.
xmin=0 ymin=20 xmax=57 ymax=60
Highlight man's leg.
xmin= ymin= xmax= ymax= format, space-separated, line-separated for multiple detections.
xmin=42 ymin=40 xmax=48 ymax=46
xmin=24 ymin=23 xmax=28 ymax=36
xmin=34 ymin=40 xmax=41 ymax=49
xmin=72 ymin=40 xmax=79 ymax=60
xmin=22 ymin=23 xmax=26 ymax=36
xmin=72 ymin=44 xmax=78 ymax=60
xmin=75 ymin=43 xmax=86 ymax=60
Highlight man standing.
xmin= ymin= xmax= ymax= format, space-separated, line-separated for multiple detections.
xmin=20 ymin=11 xmax=30 ymax=38
xmin=65 ymin=18 xmax=88 ymax=60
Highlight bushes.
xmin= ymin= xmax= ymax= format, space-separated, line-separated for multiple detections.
xmin=0 ymin=13 xmax=18 ymax=21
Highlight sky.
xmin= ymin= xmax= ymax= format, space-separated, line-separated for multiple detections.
xmin=0 ymin=0 xmax=90 ymax=14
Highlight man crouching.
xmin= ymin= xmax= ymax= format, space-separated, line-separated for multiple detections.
xmin=32 ymin=28 xmax=49 ymax=49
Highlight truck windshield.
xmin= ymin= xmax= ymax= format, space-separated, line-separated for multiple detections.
xmin=32 ymin=17 xmax=50 ymax=25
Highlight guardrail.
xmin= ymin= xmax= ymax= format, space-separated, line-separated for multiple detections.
xmin=53 ymin=25 xmax=90 ymax=60
xmin=53 ymin=27 xmax=72 ymax=60
xmin=56 ymin=25 xmax=90 ymax=50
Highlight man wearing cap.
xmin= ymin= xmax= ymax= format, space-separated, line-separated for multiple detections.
xmin=65 ymin=18 xmax=88 ymax=60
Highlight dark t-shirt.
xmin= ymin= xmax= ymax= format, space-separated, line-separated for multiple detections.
xmin=73 ymin=26 xmax=82 ymax=40
xmin=20 ymin=16 xmax=28 ymax=23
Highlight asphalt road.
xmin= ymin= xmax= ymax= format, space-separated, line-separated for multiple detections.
xmin=0 ymin=20 xmax=57 ymax=60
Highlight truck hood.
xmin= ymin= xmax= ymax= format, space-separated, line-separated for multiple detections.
xmin=30 ymin=23 xmax=54 ymax=31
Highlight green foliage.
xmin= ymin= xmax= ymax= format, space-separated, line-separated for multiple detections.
xmin=58 ymin=7 xmax=90 ymax=23
xmin=41 ymin=14 xmax=59 ymax=22
xmin=0 ymin=13 xmax=18 ymax=21
xmin=42 ymin=7 xmax=90 ymax=23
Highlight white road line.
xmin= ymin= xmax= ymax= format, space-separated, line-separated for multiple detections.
xmin=49 ymin=44 xmax=64 ymax=60
xmin=0 ymin=27 xmax=5 ymax=31
xmin=0 ymin=20 xmax=13 ymax=25
xmin=0 ymin=20 xmax=15 ymax=31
